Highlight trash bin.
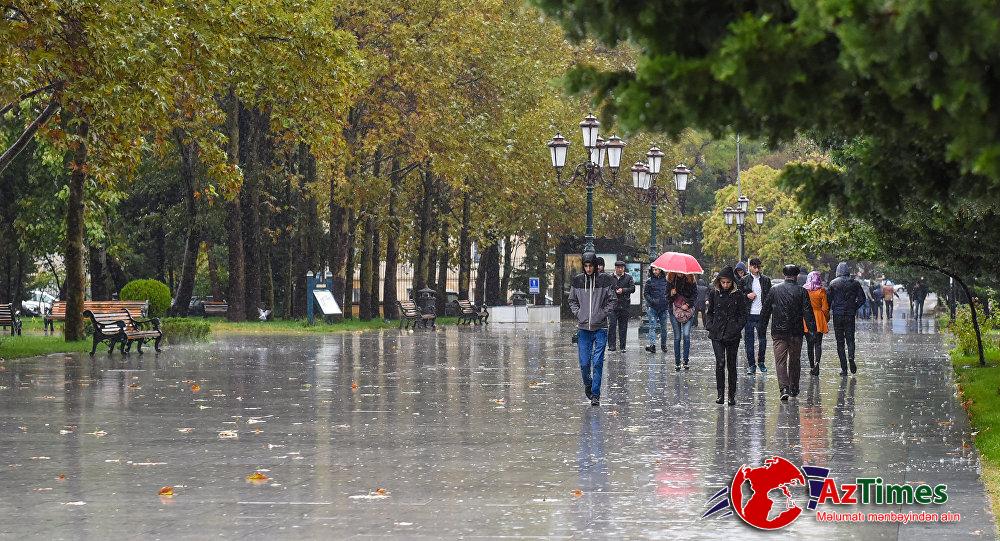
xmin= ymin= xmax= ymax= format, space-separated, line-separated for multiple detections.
xmin=510 ymin=291 xmax=528 ymax=306
xmin=417 ymin=287 xmax=438 ymax=315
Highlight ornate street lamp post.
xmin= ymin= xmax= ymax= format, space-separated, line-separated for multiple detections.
xmin=547 ymin=114 xmax=623 ymax=253
xmin=724 ymin=135 xmax=767 ymax=262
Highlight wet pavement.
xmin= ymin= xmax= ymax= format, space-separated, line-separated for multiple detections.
xmin=0 ymin=316 xmax=993 ymax=539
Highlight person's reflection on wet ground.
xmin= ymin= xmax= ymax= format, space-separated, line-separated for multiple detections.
xmin=575 ymin=408 xmax=610 ymax=534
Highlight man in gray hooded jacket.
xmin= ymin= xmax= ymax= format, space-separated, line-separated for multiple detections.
xmin=827 ymin=262 xmax=867 ymax=375
xmin=568 ymin=252 xmax=616 ymax=406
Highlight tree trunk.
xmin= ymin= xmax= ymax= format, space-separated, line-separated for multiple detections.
xmin=500 ymin=235 xmax=513 ymax=303
xmin=153 ymin=224 xmax=167 ymax=284
xmin=481 ymin=239 xmax=501 ymax=306
xmin=458 ymin=192 xmax=471 ymax=300
xmin=370 ymin=221 xmax=381 ymax=319
xmin=206 ymin=242 xmax=223 ymax=299
xmin=413 ymin=167 xmax=434 ymax=293
xmin=169 ymin=130 xmax=201 ymax=317
xmin=224 ymin=90 xmax=246 ymax=321
xmin=88 ymin=246 xmax=110 ymax=300
xmin=260 ymin=207 xmax=275 ymax=312
xmin=63 ymin=116 xmax=89 ymax=341
xmin=359 ymin=210 xmax=374 ymax=321
xmin=106 ymin=253 xmax=129 ymax=294
xmin=382 ymin=158 xmax=402 ymax=319
xmin=474 ymin=243 xmax=485 ymax=306
xmin=343 ymin=209 xmax=357 ymax=318
xmin=436 ymin=219 xmax=449 ymax=315
xmin=241 ymin=106 xmax=262 ymax=318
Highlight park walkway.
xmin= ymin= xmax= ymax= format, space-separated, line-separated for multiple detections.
xmin=0 ymin=318 xmax=993 ymax=539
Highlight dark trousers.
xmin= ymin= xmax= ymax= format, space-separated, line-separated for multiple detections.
xmin=915 ymin=299 xmax=925 ymax=319
xmin=833 ymin=315 xmax=857 ymax=372
xmin=884 ymin=299 xmax=894 ymax=318
xmin=773 ymin=335 xmax=803 ymax=392
xmin=744 ymin=314 xmax=767 ymax=367
xmin=607 ymin=310 xmax=629 ymax=349
xmin=712 ymin=339 xmax=739 ymax=400
xmin=870 ymin=299 xmax=882 ymax=319
xmin=806 ymin=332 xmax=824 ymax=365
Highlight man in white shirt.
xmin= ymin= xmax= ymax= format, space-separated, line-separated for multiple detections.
xmin=740 ymin=257 xmax=771 ymax=375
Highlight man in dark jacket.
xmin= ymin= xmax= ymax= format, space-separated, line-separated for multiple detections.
xmin=911 ymin=278 xmax=929 ymax=320
xmin=608 ymin=260 xmax=635 ymax=352
xmin=569 ymin=252 xmax=616 ymax=406
xmin=758 ymin=264 xmax=817 ymax=401
xmin=644 ymin=266 xmax=670 ymax=353
xmin=827 ymin=262 xmax=867 ymax=375
xmin=741 ymin=257 xmax=771 ymax=375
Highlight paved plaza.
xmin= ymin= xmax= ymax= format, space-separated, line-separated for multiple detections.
xmin=0 ymin=318 xmax=994 ymax=539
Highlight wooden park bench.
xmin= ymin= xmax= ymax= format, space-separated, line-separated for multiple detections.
xmin=0 ymin=303 xmax=22 ymax=336
xmin=203 ymin=300 xmax=228 ymax=317
xmin=83 ymin=307 xmax=163 ymax=355
xmin=456 ymin=300 xmax=489 ymax=325
xmin=45 ymin=300 xmax=148 ymax=333
xmin=397 ymin=300 xmax=436 ymax=330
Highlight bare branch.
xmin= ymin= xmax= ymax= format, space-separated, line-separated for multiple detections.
xmin=0 ymin=95 xmax=61 ymax=174
xmin=0 ymin=82 xmax=57 ymax=117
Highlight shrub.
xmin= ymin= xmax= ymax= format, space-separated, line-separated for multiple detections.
xmin=120 ymin=279 xmax=171 ymax=317
xmin=159 ymin=318 xmax=211 ymax=343
xmin=951 ymin=305 xmax=1000 ymax=356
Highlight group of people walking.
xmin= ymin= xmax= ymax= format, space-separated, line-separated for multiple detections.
xmin=569 ymin=251 xmax=870 ymax=408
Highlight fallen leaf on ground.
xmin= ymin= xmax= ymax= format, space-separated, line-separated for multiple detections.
xmin=375 ymin=488 xmax=387 ymax=495
xmin=572 ymin=489 xmax=583 ymax=497
xmin=351 ymin=382 xmax=359 ymax=391
xmin=218 ymin=430 xmax=238 ymax=439
xmin=190 ymin=384 xmax=201 ymax=393
xmin=56 ymin=474 xmax=65 ymax=481
xmin=158 ymin=486 xmax=174 ymax=496
xmin=246 ymin=472 xmax=270 ymax=483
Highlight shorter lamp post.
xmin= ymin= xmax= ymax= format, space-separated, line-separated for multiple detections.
xmin=724 ymin=200 xmax=767 ymax=262
xmin=634 ymin=156 xmax=692 ymax=336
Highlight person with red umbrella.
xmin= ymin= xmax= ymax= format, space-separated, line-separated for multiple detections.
xmin=667 ymin=271 xmax=698 ymax=370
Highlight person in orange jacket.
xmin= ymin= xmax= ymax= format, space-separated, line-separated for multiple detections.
xmin=803 ymin=271 xmax=830 ymax=376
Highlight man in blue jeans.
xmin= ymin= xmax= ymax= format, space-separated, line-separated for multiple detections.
xmin=569 ymin=252 xmax=616 ymax=406
xmin=740 ymin=257 xmax=771 ymax=375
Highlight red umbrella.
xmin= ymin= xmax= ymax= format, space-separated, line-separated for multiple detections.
xmin=651 ymin=251 xmax=704 ymax=274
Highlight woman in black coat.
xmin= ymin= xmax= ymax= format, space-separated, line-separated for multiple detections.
xmin=706 ymin=266 xmax=749 ymax=405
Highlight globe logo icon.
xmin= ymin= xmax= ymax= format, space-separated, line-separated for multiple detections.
xmin=729 ymin=456 xmax=806 ymax=530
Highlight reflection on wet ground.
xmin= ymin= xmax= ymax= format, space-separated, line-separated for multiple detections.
xmin=0 ymin=317 xmax=993 ymax=539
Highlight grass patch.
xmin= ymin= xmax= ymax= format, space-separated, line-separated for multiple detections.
xmin=0 ymin=334 xmax=91 ymax=361
xmin=0 ymin=315 xmax=459 ymax=360
xmin=208 ymin=316 xmax=460 ymax=335
xmin=951 ymin=348 xmax=1000 ymax=523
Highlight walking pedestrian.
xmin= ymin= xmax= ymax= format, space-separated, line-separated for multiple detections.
xmin=869 ymin=282 xmax=883 ymax=320
xmin=734 ymin=261 xmax=748 ymax=285
xmin=912 ymin=278 xmax=928 ymax=320
xmin=693 ymin=278 xmax=709 ymax=328
xmin=758 ymin=264 xmax=817 ymax=401
xmin=644 ymin=266 xmax=670 ymax=354
xmin=668 ymin=272 xmax=698 ymax=370
xmin=881 ymin=276 xmax=899 ymax=318
xmin=569 ymin=252 xmax=616 ymax=406
xmin=707 ymin=266 xmax=748 ymax=406
xmin=803 ymin=271 xmax=830 ymax=376
xmin=608 ymin=260 xmax=635 ymax=352
xmin=829 ymin=262 xmax=867 ymax=375
xmin=741 ymin=257 xmax=771 ymax=375
xmin=642 ymin=267 xmax=670 ymax=353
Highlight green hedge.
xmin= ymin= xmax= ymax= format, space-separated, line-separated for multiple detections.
xmin=159 ymin=318 xmax=210 ymax=343
xmin=120 ymin=279 xmax=171 ymax=317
